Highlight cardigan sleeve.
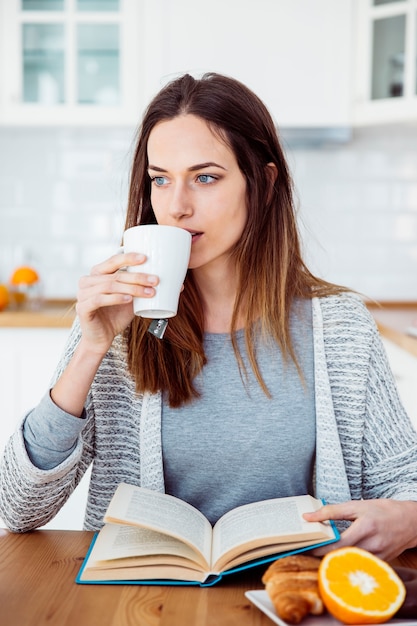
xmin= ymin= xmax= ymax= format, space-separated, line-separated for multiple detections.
xmin=319 ymin=293 xmax=417 ymax=503
xmin=361 ymin=326 xmax=417 ymax=501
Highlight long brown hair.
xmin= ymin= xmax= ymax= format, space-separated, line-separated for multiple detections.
xmin=124 ymin=72 xmax=346 ymax=407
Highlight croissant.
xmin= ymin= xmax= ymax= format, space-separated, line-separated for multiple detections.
xmin=262 ymin=555 xmax=323 ymax=624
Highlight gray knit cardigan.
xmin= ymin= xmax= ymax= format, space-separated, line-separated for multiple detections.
xmin=1 ymin=294 xmax=417 ymax=533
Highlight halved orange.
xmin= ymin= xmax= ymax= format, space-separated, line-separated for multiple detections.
xmin=10 ymin=265 xmax=39 ymax=285
xmin=0 ymin=284 xmax=10 ymax=311
xmin=318 ymin=547 xmax=406 ymax=624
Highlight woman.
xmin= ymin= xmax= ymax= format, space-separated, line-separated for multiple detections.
xmin=1 ymin=73 xmax=417 ymax=560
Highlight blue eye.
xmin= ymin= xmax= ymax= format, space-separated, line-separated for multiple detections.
xmin=197 ymin=174 xmax=216 ymax=184
xmin=151 ymin=176 xmax=167 ymax=186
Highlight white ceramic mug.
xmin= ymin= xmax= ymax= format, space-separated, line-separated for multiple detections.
xmin=123 ymin=225 xmax=192 ymax=318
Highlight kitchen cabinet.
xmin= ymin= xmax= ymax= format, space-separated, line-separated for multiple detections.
xmin=0 ymin=327 xmax=90 ymax=530
xmin=1 ymin=0 xmax=354 ymax=129
xmin=143 ymin=0 xmax=353 ymax=129
xmin=0 ymin=328 xmax=70 ymax=432
xmin=353 ymin=0 xmax=417 ymax=124
xmin=4 ymin=0 xmax=416 ymax=130
xmin=0 ymin=0 xmax=143 ymax=125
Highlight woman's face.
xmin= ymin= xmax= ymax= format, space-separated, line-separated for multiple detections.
xmin=147 ymin=114 xmax=247 ymax=275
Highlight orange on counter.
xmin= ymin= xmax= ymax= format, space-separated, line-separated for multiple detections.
xmin=10 ymin=265 xmax=40 ymax=286
xmin=0 ymin=284 xmax=10 ymax=311
xmin=318 ymin=546 xmax=405 ymax=624
xmin=9 ymin=266 xmax=41 ymax=306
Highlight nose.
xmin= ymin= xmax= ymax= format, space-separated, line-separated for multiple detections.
xmin=167 ymin=181 xmax=193 ymax=221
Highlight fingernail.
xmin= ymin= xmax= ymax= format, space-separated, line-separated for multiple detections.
xmin=147 ymin=275 xmax=158 ymax=285
xmin=144 ymin=287 xmax=154 ymax=295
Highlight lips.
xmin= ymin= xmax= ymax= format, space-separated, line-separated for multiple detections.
xmin=189 ymin=231 xmax=203 ymax=242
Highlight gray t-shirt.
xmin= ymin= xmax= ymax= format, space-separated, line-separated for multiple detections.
xmin=162 ymin=300 xmax=315 ymax=524
xmin=23 ymin=301 xmax=315 ymax=524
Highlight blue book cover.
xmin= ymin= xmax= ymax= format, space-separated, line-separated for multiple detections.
xmin=75 ymin=484 xmax=339 ymax=587
xmin=76 ymin=527 xmax=339 ymax=587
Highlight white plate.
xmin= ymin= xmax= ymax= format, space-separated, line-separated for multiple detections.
xmin=245 ymin=590 xmax=417 ymax=626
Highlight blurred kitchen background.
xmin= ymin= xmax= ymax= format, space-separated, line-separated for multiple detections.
xmin=1 ymin=0 xmax=417 ymax=529
xmin=0 ymin=0 xmax=416 ymax=300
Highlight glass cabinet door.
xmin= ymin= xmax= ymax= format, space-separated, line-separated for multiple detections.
xmin=353 ymin=0 xmax=417 ymax=124
xmin=22 ymin=1 xmax=65 ymax=9
xmin=371 ymin=14 xmax=406 ymax=99
xmin=23 ymin=23 xmax=65 ymax=103
xmin=369 ymin=0 xmax=417 ymax=101
xmin=19 ymin=0 xmax=121 ymax=106
xmin=77 ymin=23 xmax=119 ymax=104
xmin=77 ymin=0 xmax=119 ymax=9
xmin=1 ymin=0 xmax=143 ymax=124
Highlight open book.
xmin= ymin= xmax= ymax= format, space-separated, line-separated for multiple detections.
xmin=77 ymin=483 xmax=339 ymax=586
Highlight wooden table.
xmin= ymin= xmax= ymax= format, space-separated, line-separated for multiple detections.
xmin=1 ymin=529 xmax=416 ymax=626
xmin=0 ymin=529 xmax=269 ymax=626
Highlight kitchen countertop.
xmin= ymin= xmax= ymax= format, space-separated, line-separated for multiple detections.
xmin=366 ymin=301 xmax=417 ymax=358
xmin=1 ymin=299 xmax=417 ymax=358
xmin=0 ymin=300 xmax=76 ymax=328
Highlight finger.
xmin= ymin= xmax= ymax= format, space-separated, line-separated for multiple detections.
xmin=91 ymin=252 xmax=147 ymax=276
xmin=78 ymin=284 xmax=155 ymax=310
xmin=308 ymin=513 xmax=398 ymax=560
xmin=311 ymin=528 xmax=396 ymax=561
xmin=76 ymin=292 xmax=133 ymax=317
xmin=78 ymin=271 xmax=158 ymax=303
xmin=114 ymin=269 xmax=159 ymax=288
xmin=303 ymin=502 xmax=360 ymax=523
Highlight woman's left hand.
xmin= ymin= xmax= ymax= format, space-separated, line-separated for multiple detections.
xmin=303 ymin=499 xmax=417 ymax=561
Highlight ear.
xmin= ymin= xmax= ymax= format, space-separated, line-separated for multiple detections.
xmin=265 ymin=162 xmax=278 ymax=182
xmin=265 ymin=162 xmax=278 ymax=202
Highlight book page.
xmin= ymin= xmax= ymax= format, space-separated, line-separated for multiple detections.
xmin=211 ymin=495 xmax=334 ymax=571
xmin=104 ymin=484 xmax=212 ymax=565
xmin=85 ymin=523 xmax=208 ymax=569
xmin=213 ymin=536 xmax=325 ymax=573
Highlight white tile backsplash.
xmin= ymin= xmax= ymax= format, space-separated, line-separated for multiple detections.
xmin=292 ymin=125 xmax=417 ymax=300
xmin=402 ymin=184 xmax=417 ymax=210
xmin=0 ymin=127 xmax=133 ymax=294
xmin=0 ymin=124 xmax=416 ymax=300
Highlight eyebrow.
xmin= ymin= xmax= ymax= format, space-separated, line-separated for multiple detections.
xmin=148 ymin=161 xmax=227 ymax=173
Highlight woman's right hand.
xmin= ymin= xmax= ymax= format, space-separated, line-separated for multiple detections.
xmin=75 ymin=251 xmax=159 ymax=355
